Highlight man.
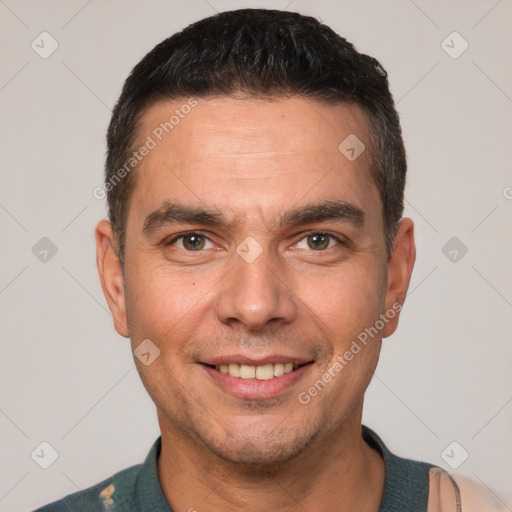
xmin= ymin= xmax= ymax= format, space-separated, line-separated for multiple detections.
xmin=35 ymin=8 xmax=503 ymax=512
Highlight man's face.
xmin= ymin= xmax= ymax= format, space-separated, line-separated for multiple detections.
xmin=98 ymin=96 xmax=413 ymax=465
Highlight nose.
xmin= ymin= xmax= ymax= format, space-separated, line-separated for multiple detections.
xmin=214 ymin=244 xmax=298 ymax=332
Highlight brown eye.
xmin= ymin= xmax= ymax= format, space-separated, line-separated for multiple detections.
xmin=166 ymin=233 xmax=213 ymax=251
xmin=307 ymin=234 xmax=331 ymax=250
xmin=182 ymin=235 xmax=206 ymax=251
xmin=295 ymin=233 xmax=341 ymax=251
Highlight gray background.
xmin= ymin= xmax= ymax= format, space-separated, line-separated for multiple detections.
xmin=1 ymin=0 xmax=511 ymax=510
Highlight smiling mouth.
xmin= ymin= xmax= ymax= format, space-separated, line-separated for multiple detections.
xmin=202 ymin=362 xmax=312 ymax=380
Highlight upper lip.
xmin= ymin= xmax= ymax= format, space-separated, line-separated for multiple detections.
xmin=201 ymin=355 xmax=314 ymax=366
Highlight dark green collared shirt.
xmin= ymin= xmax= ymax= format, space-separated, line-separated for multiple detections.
xmin=34 ymin=425 xmax=436 ymax=511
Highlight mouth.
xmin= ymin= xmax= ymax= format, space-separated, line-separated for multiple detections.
xmin=203 ymin=362 xmax=304 ymax=380
xmin=199 ymin=358 xmax=315 ymax=400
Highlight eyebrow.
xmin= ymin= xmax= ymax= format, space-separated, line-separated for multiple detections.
xmin=142 ymin=199 xmax=365 ymax=235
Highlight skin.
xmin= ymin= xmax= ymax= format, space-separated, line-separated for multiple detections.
xmin=96 ymin=96 xmax=415 ymax=511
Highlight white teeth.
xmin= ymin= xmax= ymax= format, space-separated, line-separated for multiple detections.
xmin=214 ymin=362 xmax=300 ymax=380
xmin=255 ymin=364 xmax=274 ymax=380
xmin=228 ymin=363 xmax=240 ymax=377
xmin=273 ymin=363 xmax=285 ymax=377
xmin=240 ymin=364 xmax=256 ymax=379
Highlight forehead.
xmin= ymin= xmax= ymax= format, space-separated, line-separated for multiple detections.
xmin=129 ymin=96 xmax=380 ymax=230
xmin=137 ymin=95 xmax=370 ymax=164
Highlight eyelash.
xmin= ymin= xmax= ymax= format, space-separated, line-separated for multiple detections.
xmin=163 ymin=231 xmax=346 ymax=251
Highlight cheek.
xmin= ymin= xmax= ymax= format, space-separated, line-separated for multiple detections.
xmin=302 ymin=263 xmax=386 ymax=344
xmin=124 ymin=265 xmax=215 ymax=347
xmin=124 ymin=268 xmax=214 ymax=404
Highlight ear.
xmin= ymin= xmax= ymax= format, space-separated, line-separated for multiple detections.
xmin=382 ymin=218 xmax=416 ymax=338
xmin=95 ymin=219 xmax=129 ymax=338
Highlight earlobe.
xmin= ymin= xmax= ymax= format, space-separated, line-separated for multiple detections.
xmin=382 ymin=218 xmax=416 ymax=338
xmin=95 ymin=219 xmax=130 ymax=338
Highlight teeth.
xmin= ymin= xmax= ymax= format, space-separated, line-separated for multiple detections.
xmin=228 ymin=363 xmax=240 ymax=377
xmin=214 ymin=362 xmax=300 ymax=380
xmin=255 ymin=364 xmax=274 ymax=380
xmin=240 ymin=364 xmax=256 ymax=379
xmin=273 ymin=363 xmax=284 ymax=377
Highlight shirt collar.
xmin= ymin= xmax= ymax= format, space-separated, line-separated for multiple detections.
xmin=362 ymin=425 xmax=433 ymax=511
xmin=134 ymin=436 xmax=173 ymax=511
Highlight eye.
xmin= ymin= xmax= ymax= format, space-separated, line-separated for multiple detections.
xmin=295 ymin=232 xmax=343 ymax=251
xmin=165 ymin=233 xmax=214 ymax=251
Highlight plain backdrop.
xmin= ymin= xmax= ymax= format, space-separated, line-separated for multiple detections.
xmin=0 ymin=1 xmax=511 ymax=510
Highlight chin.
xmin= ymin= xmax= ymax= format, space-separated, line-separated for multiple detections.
xmin=199 ymin=423 xmax=321 ymax=469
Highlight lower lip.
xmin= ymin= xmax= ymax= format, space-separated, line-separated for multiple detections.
xmin=200 ymin=363 xmax=314 ymax=400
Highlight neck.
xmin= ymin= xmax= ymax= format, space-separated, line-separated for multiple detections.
xmin=156 ymin=411 xmax=385 ymax=512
